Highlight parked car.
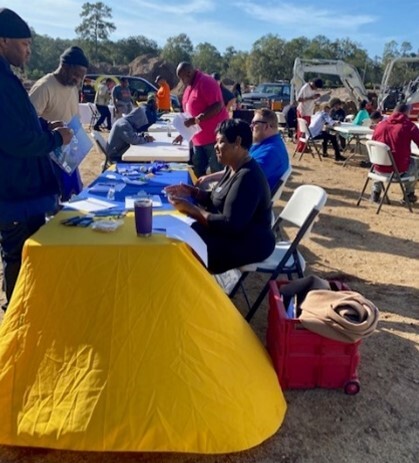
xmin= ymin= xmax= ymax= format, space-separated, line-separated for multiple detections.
xmin=80 ymin=74 xmax=180 ymax=110
xmin=241 ymin=82 xmax=291 ymax=110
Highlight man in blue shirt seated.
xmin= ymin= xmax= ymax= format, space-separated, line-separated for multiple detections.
xmin=197 ymin=109 xmax=289 ymax=193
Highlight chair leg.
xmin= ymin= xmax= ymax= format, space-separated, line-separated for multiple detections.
xmin=356 ymin=177 xmax=370 ymax=206
xmin=377 ymin=181 xmax=392 ymax=214
xmin=397 ymin=181 xmax=413 ymax=212
xmin=311 ymin=141 xmax=322 ymax=161
xmin=229 ymin=272 xmax=248 ymax=298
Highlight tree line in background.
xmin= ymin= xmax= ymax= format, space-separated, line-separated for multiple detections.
xmin=27 ymin=1 xmax=419 ymax=88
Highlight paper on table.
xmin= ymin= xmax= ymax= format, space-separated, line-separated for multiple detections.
xmin=172 ymin=113 xmax=202 ymax=142
xmin=125 ymin=195 xmax=162 ymax=209
xmin=61 ymin=197 xmax=116 ymax=212
xmin=153 ymin=215 xmax=207 ymax=267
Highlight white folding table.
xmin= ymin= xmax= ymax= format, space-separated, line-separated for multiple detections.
xmin=121 ymin=131 xmax=190 ymax=162
xmin=331 ymin=123 xmax=373 ymax=166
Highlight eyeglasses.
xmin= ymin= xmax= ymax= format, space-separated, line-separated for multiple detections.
xmin=250 ymin=120 xmax=269 ymax=128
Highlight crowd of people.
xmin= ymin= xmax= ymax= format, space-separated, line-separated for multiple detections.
xmin=0 ymin=6 xmax=418 ymax=314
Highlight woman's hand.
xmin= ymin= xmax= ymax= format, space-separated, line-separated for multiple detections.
xmin=164 ymin=183 xmax=196 ymax=198
xmin=168 ymin=195 xmax=196 ymax=216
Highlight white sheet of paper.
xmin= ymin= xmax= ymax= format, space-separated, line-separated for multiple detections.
xmin=125 ymin=195 xmax=162 ymax=209
xmin=172 ymin=113 xmax=202 ymax=142
xmin=61 ymin=198 xmax=116 ymax=212
xmin=153 ymin=215 xmax=207 ymax=267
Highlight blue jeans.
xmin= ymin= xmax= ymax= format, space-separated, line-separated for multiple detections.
xmin=0 ymin=215 xmax=46 ymax=311
xmin=372 ymin=157 xmax=417 ymax=195
xmin=192 ymin=143 xmax=223 ymax=178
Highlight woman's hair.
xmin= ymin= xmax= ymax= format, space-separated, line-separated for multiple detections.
xmin=359 ymin=100 xmax=368 ymax=110
xmin=217 ymin=119 xmax=253 ymax=150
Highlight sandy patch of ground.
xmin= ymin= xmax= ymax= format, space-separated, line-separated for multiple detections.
xmin=0 ymin=136 xmax=418 ymax=463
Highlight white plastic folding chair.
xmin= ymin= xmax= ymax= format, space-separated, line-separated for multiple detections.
xmin=229 ymin=185 xmax=328 ymax=321
xmin=293 ymin=118 xmax=322 ymax=161
xmin=271 ymin=165 xmax=292 ymax=204
xmin=91 ymin=130 xmax=111 ymax=172
xmin=356 ymin=140 xmax=414 ymax=213
xmin=87 ymin=102 xmax=100 ymax=131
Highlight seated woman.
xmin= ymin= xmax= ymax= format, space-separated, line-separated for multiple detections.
xmin=353 ymin=100 xmax=371 ymax=126
xmin=165 ymin=119 xmax=275 ymax=274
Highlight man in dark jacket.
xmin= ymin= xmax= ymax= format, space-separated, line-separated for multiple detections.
xmin=0 ymin=8 xmax=72 ymax=311
xmin=371 ymin=103 xmax=419 ymax=204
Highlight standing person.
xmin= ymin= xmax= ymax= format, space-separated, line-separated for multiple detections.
xmin=0 ymin=8 xmax=72 ymax=311
xmin=296 ymin=78 xmax=323 ymax=152
xmin=174 ymin=62 xmax=228 ymax=177
xmin=212 ymin=72 xmax=236 ymax=111
xmin=112 ymin=77 xmax=132 ymax=119
xmin=29 ymin=46 xmax=89 ymax=201
xmin=155 ymin=75 xmax=171 ymax=113
xmin=371 ymin=103 xmax=419 ymax=204
xmin=232 ymin=82 xmax=242 ymax=109
xmin=94 ymin=77 xmax=115 ymax=131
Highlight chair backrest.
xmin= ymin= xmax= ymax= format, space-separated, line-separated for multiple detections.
xmin=87 ymin=102 xmax=99 ymax=116
xmin=297 ymin=117 xmax=310 ymax=137
xmin=271 ymin=165 xmax=292 ymax=203
xmin=277 ymin=112 xmax=286 ymax=124
xmin=91 ymin=130 xmax=110 ymax=171
xmin=366 ymin=140 xmax=393 ymax=167
xmin=362 ymin=118 xmax=372 ymax=127
xmin=344 ymin=114 xmax=355 ymax=122
xmin=279 ymin=184 xmax=327 ymax=238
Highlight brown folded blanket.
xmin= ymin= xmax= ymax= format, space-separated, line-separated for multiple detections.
xmin=299 ymin=290 xmax=379 ymax=343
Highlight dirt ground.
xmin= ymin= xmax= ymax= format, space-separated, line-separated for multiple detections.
xmin=0 ymin=134 xmax=418 ymax=463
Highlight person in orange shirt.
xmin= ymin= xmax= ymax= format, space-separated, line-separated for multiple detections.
xmin=155 ymin=75 xmax=171 ymax=112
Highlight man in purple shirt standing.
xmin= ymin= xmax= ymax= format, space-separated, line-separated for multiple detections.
xmin=174 ymin=62 xmax=229 ymax=177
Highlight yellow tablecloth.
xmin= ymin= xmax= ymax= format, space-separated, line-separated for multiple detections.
xmin=0 ymin=213 xmax=286 ymax=452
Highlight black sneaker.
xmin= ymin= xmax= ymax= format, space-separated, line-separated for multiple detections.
xmin=93 ymin=126 xmax=101 ymax=132
xmin=370 ymin=191 xmax=381 ymax=203
xmin=335 ymin=155 xmax=347 ymax=162
xmin=400 ymin=193 xmax=417 ymax=205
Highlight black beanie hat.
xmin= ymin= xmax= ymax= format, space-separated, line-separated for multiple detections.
xmin=0 ymin=8 xmax=31 ymax=39
xmin=60 ymin=46 xmax=89 ymax=68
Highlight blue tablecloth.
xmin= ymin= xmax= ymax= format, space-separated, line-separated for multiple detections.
xmin=76 ymin=163 xmax=191 ymax=212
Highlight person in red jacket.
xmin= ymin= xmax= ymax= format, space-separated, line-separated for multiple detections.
xmin=371 ymin=103 xmax=419 ymax=204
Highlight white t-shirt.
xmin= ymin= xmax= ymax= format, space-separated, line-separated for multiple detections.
xmin=29 ymin=73 xmax=79 ymax=123
xmin=309 ymin=111 xmax=336 ymax=138
xmin=296 ymin=83 xmax=318 ymax=117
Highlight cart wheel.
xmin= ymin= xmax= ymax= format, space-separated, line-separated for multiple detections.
xmin=344 ymin=380 xmax=360 ymax=395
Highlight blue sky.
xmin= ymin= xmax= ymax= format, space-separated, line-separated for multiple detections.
xmin=4 ymin=0 xmax=419 ymax=59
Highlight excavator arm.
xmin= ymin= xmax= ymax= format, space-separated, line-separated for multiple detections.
xmin=291 ymin=58 xmax=369 ymax=104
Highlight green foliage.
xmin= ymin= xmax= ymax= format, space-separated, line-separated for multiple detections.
xmin=23 ymin=11 xmax=419 ymax=92
xmin=192 ymin=43 xmax=222 ymax=74
xmin=113 ymin=36 xmax=160 ymax=64
xmin=161 ymin=34 xmax=193 ymax=67
xmin=247 ymin=34 xmax=288 ymax=83
xmin=75 ymin=2 xmax=116 ymax=62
